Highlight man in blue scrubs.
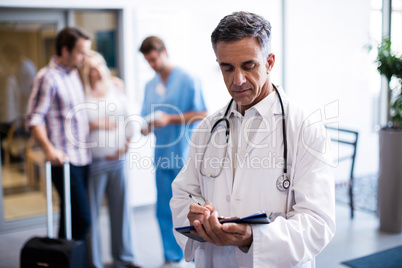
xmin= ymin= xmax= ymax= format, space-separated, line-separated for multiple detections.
xmin=139 ymin=36 xmax=207 ymax=267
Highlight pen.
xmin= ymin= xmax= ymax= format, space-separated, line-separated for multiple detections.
xmin=189 ymin=194 xmax=202 ymax=206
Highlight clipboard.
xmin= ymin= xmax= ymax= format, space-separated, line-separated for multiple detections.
xmin=175 ymin=212 xmax=270 ymax=242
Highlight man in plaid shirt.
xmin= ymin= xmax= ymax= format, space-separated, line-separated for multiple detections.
xmin=26 ymin=27 xmax=92 ymax=253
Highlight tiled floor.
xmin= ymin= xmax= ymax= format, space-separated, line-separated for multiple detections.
xmin=1 ymin=203 xmax=402 ymax=268
xmin=3 ymin=192 xmax=53 ymax=220
xmin=316 ymin=205 xmax=402 ymax=267
xmin=2 ymin=163 xmax=55 ymax=221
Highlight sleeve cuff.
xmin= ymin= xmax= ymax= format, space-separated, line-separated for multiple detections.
xmin=26 ymin=114 xmax=46 ymax=130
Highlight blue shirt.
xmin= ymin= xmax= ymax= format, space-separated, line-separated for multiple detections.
xmin=141 ymin=67 xmax=206 ymax=169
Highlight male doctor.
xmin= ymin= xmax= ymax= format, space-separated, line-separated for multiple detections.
xmin=170 ymin=11 xmax=335 ymax=267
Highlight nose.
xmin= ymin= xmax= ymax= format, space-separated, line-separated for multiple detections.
xmin=234 ymin=69 xmax=246 ymax=86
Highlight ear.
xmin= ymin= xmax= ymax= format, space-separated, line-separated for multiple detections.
xmin=61 ymin=46 xmax=70 ymax=58
xmin=265 ymin=53 xmax=275 ymax=74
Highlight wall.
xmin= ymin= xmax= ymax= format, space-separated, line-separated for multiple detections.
xmin=285 ymin=0 xmax=378 ymax=178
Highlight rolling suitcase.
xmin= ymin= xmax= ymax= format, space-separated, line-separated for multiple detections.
xmin=20 ymin=162 xmax=87 ymax=267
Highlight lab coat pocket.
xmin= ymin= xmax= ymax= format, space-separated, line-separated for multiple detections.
xmin=199 ymin=171 xmax=230 ymax=204
xmin=264 ymin=163 xmax=293 ymax=215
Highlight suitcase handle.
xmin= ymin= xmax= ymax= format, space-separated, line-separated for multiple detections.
xmin=45 ymin=161 xmax=72 ymax=240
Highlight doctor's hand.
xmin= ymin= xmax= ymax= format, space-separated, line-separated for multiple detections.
xmin=188 ymin=201 xmax=215 ymax=225
xmin=192 ymin=211 xmax=253 ymax=247
xmin=152 ymin=112 xmax=170 ymax=128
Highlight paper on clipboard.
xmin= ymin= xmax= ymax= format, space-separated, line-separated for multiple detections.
xmin=175 ymin=212 xmax=271 ymax=243
xmin=143 ymin=110 xmax=163 ymax=124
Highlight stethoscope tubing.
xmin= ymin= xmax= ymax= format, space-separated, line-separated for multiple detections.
xmin=200 ymin=84 xmax=289 ymax=188
xmin=273 ymin=84 xmax=288 ymax=175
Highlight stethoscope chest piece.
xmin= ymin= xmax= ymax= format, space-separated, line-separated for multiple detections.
xmin=277 ymin=175 xmax=290 ymax=192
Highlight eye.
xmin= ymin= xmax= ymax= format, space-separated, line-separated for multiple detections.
xmin=221 ymin=64 xmax=234 ymax=72
xmin=243 ymin=62 xmax=256 ymax=71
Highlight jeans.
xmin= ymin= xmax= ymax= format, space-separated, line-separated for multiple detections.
xmin=51 ymin=164 xmax=91 ymax=240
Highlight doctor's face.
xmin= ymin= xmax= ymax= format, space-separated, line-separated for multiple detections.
xmin=215 ymin=37 xmax=275 ymax=112
xmin=143 ymin=49 xmax=168 ymax=74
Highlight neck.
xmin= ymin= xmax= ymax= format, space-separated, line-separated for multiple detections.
xmin=238 ymin=82 xmax=273 ymax=116
xmin=159 ymin=64 xmax=174 ymax=84
xmin=56 ymin=56 xmax=73 ymax=71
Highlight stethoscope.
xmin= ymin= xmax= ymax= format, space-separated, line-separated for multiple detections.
xmin=199 ymin=84 xmax=290 ymax=192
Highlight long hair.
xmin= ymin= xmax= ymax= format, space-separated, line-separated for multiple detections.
xmin=79 ymin=50 xmax=112 ymax=96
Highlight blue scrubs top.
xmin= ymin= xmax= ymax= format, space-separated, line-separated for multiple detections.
xmin=141 ymin=67 xmax=207 ymax=169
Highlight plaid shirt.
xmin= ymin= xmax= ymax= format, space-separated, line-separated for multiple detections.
xmin=26 ymin=56 xmax=91 ymax=166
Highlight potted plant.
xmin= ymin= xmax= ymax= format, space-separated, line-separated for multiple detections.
xmin=372 ymin=38 xmax=402 ymax=128
xmin=370 ymin=38 xmax=402 ymax=233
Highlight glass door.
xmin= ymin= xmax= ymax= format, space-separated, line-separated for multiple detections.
xmin=0 ymin=8 xmax=121 ymax=233
xmin=0 ymin=9 xmax=66 ymax=232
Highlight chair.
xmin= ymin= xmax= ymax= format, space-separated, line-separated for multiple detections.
xmin=326 ymin=126 xmax=359 ymax=219
xmin=1 ymin=118 xmax=30 ymax=168
xmin=25 ymin=136 xmax=47 ymax=194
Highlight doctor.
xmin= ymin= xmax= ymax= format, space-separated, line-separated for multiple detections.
xmin=170 ymin=11 xmax=335 ymax=267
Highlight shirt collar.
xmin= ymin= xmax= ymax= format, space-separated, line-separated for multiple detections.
xmin=251 ymin=89 xmax=277 ymax=117
xmin=49 ymin=55 xmax=73 ymax=74
xmin=221 ymin=88 xmax=279 ymax=119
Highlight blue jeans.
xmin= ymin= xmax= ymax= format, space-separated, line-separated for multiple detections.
xmin=52 ymin=164 xmax=91 ymax=240
xmin=88 ymin=166 xmax=136 ymax=268
xmin=156 ymin=168 xmax=183 ymax=262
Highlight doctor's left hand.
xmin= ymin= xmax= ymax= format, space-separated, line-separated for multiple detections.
xmin=192 ymin=211 xmax=253 ymax=247
xmin=152 ymin=111 xmax=170 ymax=128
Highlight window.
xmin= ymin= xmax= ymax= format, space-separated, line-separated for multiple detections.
xmin=0 ymin=8 xmax=120 ymax=231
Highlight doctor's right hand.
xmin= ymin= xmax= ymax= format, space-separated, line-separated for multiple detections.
xmin=188 ymin=201 xmax=215 ymax=225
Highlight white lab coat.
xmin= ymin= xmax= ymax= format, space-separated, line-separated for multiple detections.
xmin=170 ymin=87 xmax=335 ymax=267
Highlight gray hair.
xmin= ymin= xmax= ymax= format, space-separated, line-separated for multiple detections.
xmin=211 ymin=11 xmax=272 ymax=58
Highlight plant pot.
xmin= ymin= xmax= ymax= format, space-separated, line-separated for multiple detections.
xmin=378 ymin=128 xmax=402 ymax=233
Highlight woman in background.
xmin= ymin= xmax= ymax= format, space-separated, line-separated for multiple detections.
xmin=80 ymin=50 xmax=139 ymax=268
